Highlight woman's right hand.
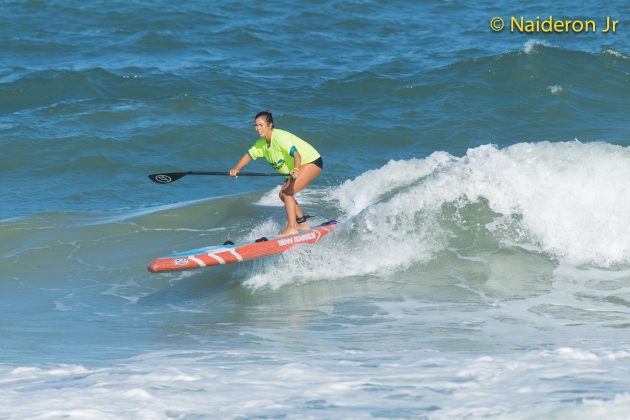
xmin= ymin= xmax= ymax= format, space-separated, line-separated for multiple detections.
xmin=229 ymin=168 xmax=239 ymax=177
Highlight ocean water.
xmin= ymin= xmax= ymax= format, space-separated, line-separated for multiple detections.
xmin=2 ymin=0 xmax=630 ymax=418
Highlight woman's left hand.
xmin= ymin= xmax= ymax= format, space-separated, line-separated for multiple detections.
xmin=290 ymin=169 xmax=300 ymax=179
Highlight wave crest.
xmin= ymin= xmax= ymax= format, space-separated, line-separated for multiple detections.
xmin=245 ymin=141 xmax=630 ymax=288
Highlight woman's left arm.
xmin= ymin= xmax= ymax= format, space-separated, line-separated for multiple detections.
xmin=291 ymin=151 xmax=302 ymax=179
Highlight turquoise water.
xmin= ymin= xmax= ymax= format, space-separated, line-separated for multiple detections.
xmin=2 ymin=1 xmax=630 ymax=418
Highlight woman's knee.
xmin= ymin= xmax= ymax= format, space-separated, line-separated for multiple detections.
xmin=279 ymin=189 xmax=294 ymax=201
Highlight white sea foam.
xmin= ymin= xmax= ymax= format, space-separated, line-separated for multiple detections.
xmin=523 ymin=39 xmax=553 ymax=54
xmin=454 ymin=142 xmax=630 ymax=266
xmin=240 ymin=218 xmax=282 ymax=242
xmin=254 ymin=185 xmax=284 ymax=207
xmin=603 ymin=48 xmax=628 ymax=59
xmin=331 ymin=151 xmax=455 ymax=216
xmin=2 ymin=347 xmax=630 ymax=419
xmin=254 ymin=184 xmax=323 ymax=209
xmin=547 ymin=84 xmax=563 ymax=94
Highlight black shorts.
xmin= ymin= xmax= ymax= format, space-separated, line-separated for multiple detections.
xmin=307 ymin=157 xmax=323 ymax=169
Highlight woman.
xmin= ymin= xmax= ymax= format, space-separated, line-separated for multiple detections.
xmin=229 ymin=110 xmax=323 ymax=236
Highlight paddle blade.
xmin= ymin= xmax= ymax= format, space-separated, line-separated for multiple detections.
xmin=148 ymin=172 xmax=188 ymax=184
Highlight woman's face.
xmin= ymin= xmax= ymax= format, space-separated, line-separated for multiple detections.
xmin=254 ymin=117 xmax=273 ymax=139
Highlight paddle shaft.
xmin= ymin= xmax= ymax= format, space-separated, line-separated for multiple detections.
xmin=148 ymin=171 xmax=289 ymax=184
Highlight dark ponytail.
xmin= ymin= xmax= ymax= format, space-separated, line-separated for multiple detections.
xmin=255 ymin=110 xmax=274 ymax=127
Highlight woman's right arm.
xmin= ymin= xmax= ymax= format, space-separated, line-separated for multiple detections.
xmin=230 ymin=154 xmax=251 ymax=176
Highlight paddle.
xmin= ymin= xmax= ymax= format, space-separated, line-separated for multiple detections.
xmin=148 ymin=171 xmax=290 ymax=184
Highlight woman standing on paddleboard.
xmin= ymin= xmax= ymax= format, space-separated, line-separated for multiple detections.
xmin=229 ymin=110 xmax=323 ymax=236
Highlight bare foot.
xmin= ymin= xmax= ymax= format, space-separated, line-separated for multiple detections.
xmin=279 ymin=227 xmax=298 ymax=236
xmin=297 ymin=222 xmax=310 ymax=231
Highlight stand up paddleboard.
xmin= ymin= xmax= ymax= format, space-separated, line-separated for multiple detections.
xmin=148 ymin=220 xmax=338 ymax=273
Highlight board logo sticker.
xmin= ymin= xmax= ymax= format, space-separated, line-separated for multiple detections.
xmin=172 ymin=258 xmax=189 ymax=265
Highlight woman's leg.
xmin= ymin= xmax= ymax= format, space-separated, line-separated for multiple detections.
xmin=279 ymin=163 xmax=321 ymax=235
xmin=279 ymin=182 xmax=305 ymax=220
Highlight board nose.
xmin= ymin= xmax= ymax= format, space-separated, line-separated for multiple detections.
xmin=147 ymin=261 xmax=162 ymax=273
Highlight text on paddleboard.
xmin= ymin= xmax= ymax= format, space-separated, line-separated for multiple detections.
xmin=277 ymin=232 xmax=317 ymax=246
